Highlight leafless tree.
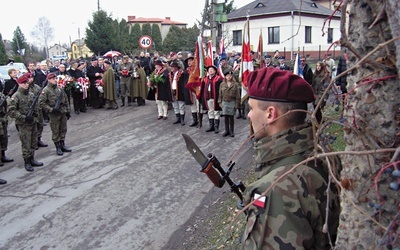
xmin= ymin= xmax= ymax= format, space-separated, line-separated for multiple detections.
xmin=31 ymin=17 xmax=54 ymax=59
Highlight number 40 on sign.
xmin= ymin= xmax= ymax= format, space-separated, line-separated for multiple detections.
xmin=139 ymin=36 xmax=153 ymax=49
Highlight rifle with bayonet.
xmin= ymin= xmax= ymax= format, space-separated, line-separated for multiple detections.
xmin=182 ymin=133 xmax=246 ymax=209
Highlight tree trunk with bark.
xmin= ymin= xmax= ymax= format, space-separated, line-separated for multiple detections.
xmin=335 ymin=0 xmax=400 ymax=249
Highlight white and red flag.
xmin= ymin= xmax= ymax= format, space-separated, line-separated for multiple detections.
xmin=239 ymin=18 xmax=253 ymax=101
xmin=205 ymin=40 xmax=213 ymax=67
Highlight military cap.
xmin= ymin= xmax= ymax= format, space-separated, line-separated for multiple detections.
xmin=264 ymin=55 xmax=271 ymax=59
xmin=46 ymin=73 xmax=57 ymax=80
xmin=104 ymin=60 xmax=112 ymax=65
xmin=123 ymin=55 xmax=129 ymax=59
xmin=278 ymin=56 xmax=285 ymax=60
xmin=225 ymin=71 xmax=233 ymax=75
xmin=247 ymin=67 xmax=315 ymax=103
xmin=91 ymin=57 xmax=98 ymax=61
xmin=169 ymin=61 xmax=180 ymax=68
xmin=17 ymin=75 xmax=30 ymax=84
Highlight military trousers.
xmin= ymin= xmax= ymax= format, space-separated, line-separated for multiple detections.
xmin=0 ymin=121 xmax=8 ymax=150
xmin=49 ymin=113 xmax=68 ymax=142
xmin=17 ymin=122 xmax=37 ymax=159
xmin=120 ymin=77 xmax=131 ymax=98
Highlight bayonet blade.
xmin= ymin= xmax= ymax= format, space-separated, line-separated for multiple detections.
xmin=182 ymin=133 xmax=208 ymax=167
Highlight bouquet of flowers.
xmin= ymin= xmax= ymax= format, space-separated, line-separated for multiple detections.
xmin=122 ymin=69 xmax=129 ymax=76
xmin=56 ymin=75 xmax=75 ymax=91
xmin=95 ymin=79 xmax=104 ymax=93
xmin=147 ymin=72 xmax=164 ymax=89
xmin=75 ymin=77 xmax=90 ymax=99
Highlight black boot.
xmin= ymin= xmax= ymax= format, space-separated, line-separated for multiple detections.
xmin=37 ymin=137 xmax=48 ymax=147
xmin=181 ymin=114 xmax=185 ymax=126
xmin=173 ymin=114 xmax=181 ymax=124
xmin=55 ymin=142 xmax=63 ymax=156
xmin=140 ymin=98 xmax=145 ymax=106
xmin=222 ymin=117 xmax=230 ymax=137
xmin=189 ymin=113 xmax=198 ymax=127
xmin=229 ymin=116 xmax=235 ymax=137
xmin=30 ymin=156 xmax=44 ymax=167
xmin=120 ymin=97 xmax=125 ymax=107
xmin=1 ymin=150 xmax=13 ymax=163
xmin=198 ymin=113 xmax=203 ymax=128
xmin=24 ymin=158 xmax=34 ymax=172
xmin=0 ymin=161 xmax=3 ymax=166
xmin=214 ymin=119 xmax=220 ymax=134
xmin=241 ymin=109 xmax=247 ymax=119
xmin=236 ymin=109 xmax=242 ymax=119
xmin=60 ymin=140 xmax=72 ymax=152
xmin=205 ymin=119 xmax=215 ymax=132
xmin=0 ymin=178 xmax=6 ymax=185
xmin=128 ymin=97 xmax=132 ymax=106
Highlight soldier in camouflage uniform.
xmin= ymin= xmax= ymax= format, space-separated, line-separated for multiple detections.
xmin=0 ymin=87 xmax=13 ymax=166
xmin=39 ymin=73 xmax=72 ymax=156
xmin=7 ymin=74 xmax=44 ymax=172
xmin=26 ymin=73 xmax=48 ymax=148
xmin=242 ymin=68 xmax=340 ymax=249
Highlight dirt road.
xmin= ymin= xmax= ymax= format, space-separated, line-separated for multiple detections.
xmin=0 ymin=100 xmax=251 ymax=250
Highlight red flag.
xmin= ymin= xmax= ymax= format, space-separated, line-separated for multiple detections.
xmin=205 ymin=40 xmax=213 ymax=67
xmin=257 ymin=30 xmax=264 ymax=68
xmin=240 ymin=19 xmax=253 ymax=88
xmin=186 ymin=35 xmax=205 ymax=97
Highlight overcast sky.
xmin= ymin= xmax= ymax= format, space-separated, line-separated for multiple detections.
xmin=0 ymin=0 xmax=250 ymax=46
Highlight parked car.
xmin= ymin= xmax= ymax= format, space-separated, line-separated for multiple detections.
xmin=8 ymin=62 xmax=28 ymax=74
xmin=0 ymin=65 xmax=13 ymax=81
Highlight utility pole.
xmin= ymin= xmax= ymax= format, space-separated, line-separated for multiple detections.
xmin=211 ymin=0 xmax=217 ymax=47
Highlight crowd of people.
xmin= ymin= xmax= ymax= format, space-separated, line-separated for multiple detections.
xmin=0 ymin=47 xmax=347 ymax=249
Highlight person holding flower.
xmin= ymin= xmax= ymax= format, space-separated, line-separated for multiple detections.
xmin=150 ymin=60 xmax=171 ymax=120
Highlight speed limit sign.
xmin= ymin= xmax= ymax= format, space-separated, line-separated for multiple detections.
xmin=139 ymin=35 xmax=153 ymax=49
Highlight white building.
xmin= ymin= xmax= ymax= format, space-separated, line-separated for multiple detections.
xmin=223 ymin=0 xmax=341 ymax=60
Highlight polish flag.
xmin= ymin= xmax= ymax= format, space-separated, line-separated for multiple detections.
xmin=240 ymin=18 xmax=253 ymax=101
xmin=205 ymin=40 xmax=213 ymax=67
xmin=253 ymin=193 xmax=267 ymax=208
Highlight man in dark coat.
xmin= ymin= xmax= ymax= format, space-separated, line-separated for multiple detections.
xmin=67 ymin=61 xmax=85 ymax=114
xmin=300 ymin=56 xmax=314 ymax=85
xmin=152 ymin=60 xmax=171 ymax=120
xmin=86 ymin=58 xmax=103 ymax=109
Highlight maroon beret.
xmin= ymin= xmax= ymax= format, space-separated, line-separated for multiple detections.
xmin=17 ymin=75 xmax=30 ymax=84
xmin=169 ymin=52 xmax=176 ymax=57
xmin=23 ymin=72 xmax=33 ymax=78
xmin=247 ymin=67 xmax=315 ymax=103
xmin=46 ymin=73 xmax=57 ymax=80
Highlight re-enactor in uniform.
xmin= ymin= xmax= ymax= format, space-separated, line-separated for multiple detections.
xmin=39 ymin=73 xmax=72 ymax=156
xmin=241 ymin=68 xmax=340 ymax=249
xmin=7 ymin=74 xmax=43 ymax=172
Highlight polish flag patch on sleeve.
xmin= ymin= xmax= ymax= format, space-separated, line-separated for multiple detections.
xmin=253 ymin=193 xmax=267 ymax=208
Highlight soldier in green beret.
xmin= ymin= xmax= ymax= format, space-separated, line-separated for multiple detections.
xmin=241 ymin=67 xmax=340 ymax=249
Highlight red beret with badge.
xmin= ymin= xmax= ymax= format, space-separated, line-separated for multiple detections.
xmin=46 ymin=73 xmax=57 ymax=80
xmin=247 ymin=67 xmax=315 ymax=103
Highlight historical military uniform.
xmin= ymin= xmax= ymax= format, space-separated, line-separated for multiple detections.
xmin=7 ymin=75 xmax=43 ymax=171
xmin=131 ymin=62 xmax=148 ymax=106
xmin=117 ymin=56 xmax=134 ymax=107
xmin=39 ymin=73 xmax=71 ymax=156
xmin=218 ymin=71 xmax=240 ymax=137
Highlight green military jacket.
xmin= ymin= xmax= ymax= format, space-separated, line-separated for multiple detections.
xmin=218 ymin=80 xmax=240 ymax=108
xmin=241 ymin=124 xmax=340 ymax=250
xmin=7 ymin=87 xmax=39 ymax=125
xmin=39 ymin=83 xmax=70 ymax=114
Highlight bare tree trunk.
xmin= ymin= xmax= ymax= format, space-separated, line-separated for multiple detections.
xmin=335 ymin=0 xmax=400 ymax=249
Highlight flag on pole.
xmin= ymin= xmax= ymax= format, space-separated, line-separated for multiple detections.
xmin=239 ymin=17 xmax=253 ymax=102
xmin=185 ymin=35 xmax=205 ymax=97
xmin=205 ymin=40 xmax=213 ymax=67
xmin=293 ymin=52 xmax=303 ymax=78
xmin=217 ymin=38 xmax=226 ymax=78
xmin=257 ymin=30 xmax=264 ymax=68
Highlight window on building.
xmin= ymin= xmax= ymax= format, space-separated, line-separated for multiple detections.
xmin=233 ymin=30 xmax=242 ymax=46
xmin=305 ymin=26 xmax=312 ymax=43
xmin=327 ymin=28 xmax=333 ymax=43
xmin=268 ymin=27 xmax=280 ymax=44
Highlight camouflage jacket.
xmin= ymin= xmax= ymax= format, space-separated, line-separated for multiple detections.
xmin=7 ymin=88 xmax=39 ymax=125
xmin=39 ymin=83 xmax=70 ymax=114
xmin=241 ymin=124 xmax=339 ymax=250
